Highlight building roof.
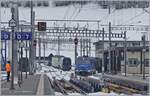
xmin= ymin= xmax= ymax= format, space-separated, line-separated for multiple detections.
xmin=93 ymin=40 xmax=149 ymax=45
xmin=103 ymin=46 xmax=149 ymax=52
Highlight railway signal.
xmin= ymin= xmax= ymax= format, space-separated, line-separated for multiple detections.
xmin=33 ymin=40 xmax=37 ymax=46
xmin=74 ymin=37 xmax=78 ymax=64
xmin=74 ymin=38 xmax=78 ymax=45
xmin=37 ymin=22 xmax=46 ymax=31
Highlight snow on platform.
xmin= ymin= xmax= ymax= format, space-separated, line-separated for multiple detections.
xmin=37 ymin=64 xmax=74 ymax=80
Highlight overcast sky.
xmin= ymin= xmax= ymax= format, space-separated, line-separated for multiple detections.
xmin=1 ymin=1 xmax=149 ymax=64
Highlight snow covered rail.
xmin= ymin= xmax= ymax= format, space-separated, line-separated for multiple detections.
xmin=106 ymin=82 xmax=141 ymax=95
xmin=70 ymin=77 xmax=94 ymax=93
xmin=53 ymin=79 xmax=68 ymax=95
xmin=42 ymin=65 xmax=86 ymax=95
xmin=62 ymin=79 xmax=87 ymax=95
xmin=41 ymin=65 xmax=62 ymax=80
xmin=103 ymin=75 xmax=149 ymax=95
xmin=51 ymin=78 xmax=86 ymax=95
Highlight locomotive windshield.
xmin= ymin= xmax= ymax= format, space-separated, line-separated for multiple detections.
xmin=76 ymin=57 xmax=91 ymax=65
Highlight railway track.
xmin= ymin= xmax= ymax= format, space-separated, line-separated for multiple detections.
xmin=42 ymin=65 xmax=86 ymax=95
xmin=103 ymin=75 xmax=149 ymax=95
xmin=73 ymin=75 xmax=148 ymax=95
xmin=105 ymin=82 xmax=141 ymax=94
xmin=41 ymin=65 xmax=147 ymax=95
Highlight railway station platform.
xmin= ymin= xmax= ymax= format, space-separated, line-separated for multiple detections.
xmin=1 ymin=74 xmax=54 ymax=95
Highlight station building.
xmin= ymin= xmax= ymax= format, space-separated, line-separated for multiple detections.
xmin=93 ymin=40 xmax=149 ymax=74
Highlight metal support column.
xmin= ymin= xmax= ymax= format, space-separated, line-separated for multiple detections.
xmin=102 ymin=28 xmax=105 ymax=75
xmin=43 ymin=42 xmax=46 ymax=65
xmin=86 ymin=39 xmax=88 ymax=57
xmin=25 ymin=40 xmax=28 ymax=78
xmin=4 ymin=40 xmax=7 ymax=67
xmin=89 ymin=39 xmax=91 ymax=57
xmin=20 ymin=28 xmax=23 ymax=82
xmin=142 ymin=34 xmax=146 ymax=79
xmin=57 ymin=36 xmax=60 ymax=55
xmin=124 ymin=31 xmax=127 ymax=76
xmin=108 ymin=22 xmax=112 ymax=73
xmin=80 ymin=39 xmax=82 ymax=56
xmin=83 ymin=39 xmax=85 ymax=56
xmin=29 ymin=1 xmax=35 ymax=75
xmin=38 ymin=38 xmax=41 ymax=67
xmin=10 ymin=7 xmax=15 ymax=90
xmin=75 ymin=44 xmax=77 ymax=64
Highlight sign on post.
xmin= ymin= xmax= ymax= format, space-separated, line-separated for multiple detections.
xmin=15 ymin=32 xmax=32 ymax=40
xmin=1 ymin=31 xmax=10 ymax=40
xmin=1 ymin=31 xmax=32 ymax=40
xmin=9 ymin=19 xmax=16 ymax=27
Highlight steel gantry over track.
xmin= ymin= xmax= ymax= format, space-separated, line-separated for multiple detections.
xmin=35 ymin=27 xmax=125 ymax=38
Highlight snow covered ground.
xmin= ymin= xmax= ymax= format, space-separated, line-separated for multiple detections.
xmin=37 ymin=63 xmax=74 ymax=80
xmin=1 ymin=71 xmax=7 ymax=81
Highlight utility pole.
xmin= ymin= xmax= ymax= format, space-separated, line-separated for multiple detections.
xmin=20 ymin=28 xmax=23 ymax=82
xmin=38 ymin=37 xmax=41 ymax=70
xmin=108 ymin=22 xmax=112 ymax=73
xmin=124 ymin=31 xmax=127 ymax=76
xmin=9 ymin=6 xmax=16 ymax=90
xmin=83 ymin=39 xmax=85 ymax=56
xmin=58 ymin=36 xmax=60 ymax=55
xmin=108 ymin=2 xmax=112 ymax=74
xmin=86 ymin=39 xmax=88 ymax=57
xmin=32 ymin=11 xmax=36 ymax=73
xmin=80 ymin=39 xmax=82 ymax=56
xmin=97 ymin=21 xmax=100 ymax=41
xmin=25 ymin=40 xmax=28 ymax=78
xmin=142 ymin=34 xmax=146 ymax=79
xmin=89 ymin=39 xmax=91 ymax=56
xmin=43 ymin=42 xmax=46 ymax=64
xmin=102 ymin=28 xmax=105 ymax=75
xmin=10 ymin=2 xmax=19 ymax=86
xmin=29 ymin=0 xmax=35 ymax=74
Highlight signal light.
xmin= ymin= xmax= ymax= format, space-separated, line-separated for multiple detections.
xmin=33 ymin=40 xmax=37 ymax=46
xmin=37 ymin=22 xmax=46 ymax=31
xmin=74 ymin=38 xmax=78 ymax=45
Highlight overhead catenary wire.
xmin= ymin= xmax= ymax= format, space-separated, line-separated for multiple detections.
xmin=69 ymin=5 xmax=79 ymax=20
xmin=63 ymin=5 xmax=71 ymax=20
xmin=121 ymin=10 xmax=145 ymax=25
xmin=72 ymin=6 xmax=82 ymax=20
xmin=99 ymin=6 xmax=116 ymax=25
xmin=67 ymin=4 xmax=79 ymax=26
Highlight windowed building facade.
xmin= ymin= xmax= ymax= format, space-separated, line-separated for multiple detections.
xmin=94 ymin=40 xmax=149 ymax=74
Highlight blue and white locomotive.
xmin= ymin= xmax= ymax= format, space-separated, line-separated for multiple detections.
xmin=75 ymin=56 xmax=97 ymax=76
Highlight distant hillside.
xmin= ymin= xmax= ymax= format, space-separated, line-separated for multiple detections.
xmin=53 ymin=1 xmax=149 ymax=9
xmin=1 ymin=1 xmax=49 ymax=8
xmin=1 ymin=0 xmax=149 ymax=9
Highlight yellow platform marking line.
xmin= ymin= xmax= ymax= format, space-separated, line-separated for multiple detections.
xmin=36 ymin=74 xmax=44 ymax=95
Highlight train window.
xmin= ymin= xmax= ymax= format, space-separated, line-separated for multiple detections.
xmin=128 ymin=58 xmax=139 ymax=67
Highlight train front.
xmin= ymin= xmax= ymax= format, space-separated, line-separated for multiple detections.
xmin=75 ymin=56 xmax=96 ymax=76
